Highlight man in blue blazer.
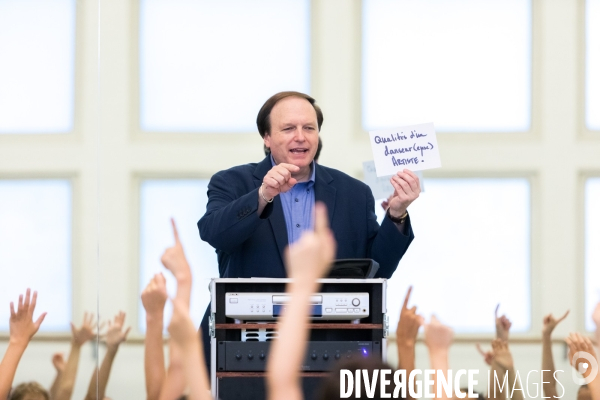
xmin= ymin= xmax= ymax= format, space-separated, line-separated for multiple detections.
xmin=197 ymin=91 xmax=420 ymax=368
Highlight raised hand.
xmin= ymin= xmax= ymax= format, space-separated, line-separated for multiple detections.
xmin=491 ymin=339 xmax=514 ymax=370
xmin=261 ymin=163 xmax=301 ymax=201
xmin=565 ymin=333 xmax=597 ymax=375
xmin=424 ymin=315 xmax=453 ymax=353
xmin=381 ymin=193 xmax=394 ymax=211
xmin=476 ymin=343 xmax=494 ymax=366
xmin=52 ymin=353 xmax=66 ymax=372
xmin=387 ymin=169 xmax=420 ymax=218
xmin=9 ymin=289 xmax=46 ymax=346
xmin=142 ymin=273 xmax=168 ymax=316
xmin=284 ymin=202 xmax=336 ymax=284
xmin=396 ymin=286 xmax=424 ymax=347
xmin=161 ymin=219 xmax=191 ymax=281
xmin=103 ymin=311 xmax=131 ymax=350
xmin=542 ymin=310 xmax=569 ymax=337
xmin=9 ymin=289 xmax=46 ymax=345
xmin=71 ymin=312 xmax=97 ymax=346
xmin=495 ymin=305 xmax=512 ymax=341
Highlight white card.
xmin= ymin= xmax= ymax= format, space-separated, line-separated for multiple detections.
xmin=368 ymin=123 xmax=441 ymax=177
xmin=363 ymin=160 xmax=424 ymax=200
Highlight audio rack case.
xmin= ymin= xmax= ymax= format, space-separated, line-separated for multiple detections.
xmin=209 ymin=278 xmax=388 ymax=399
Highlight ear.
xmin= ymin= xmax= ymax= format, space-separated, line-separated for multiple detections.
xmin=263 ymin=133 xmax=271 ymax=149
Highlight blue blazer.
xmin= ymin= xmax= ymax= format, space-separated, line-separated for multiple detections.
xmin=198 ymin=156 xmax=414 ymax=279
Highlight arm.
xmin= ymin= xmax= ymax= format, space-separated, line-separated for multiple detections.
xmin=0 ymin=289 xmax=46 ymax=400
xmin=50 ymin=353 xmax=66 ymax=400
xmin=490 ymin=339 xmax=523 ymax=400
xmin=85 ymin=312 xmax=130 ymax=400
xmin=395 ymin=286 xmax=423 ymax=400
xmin=142 ymin=273 xmax=168 ymax=400
xmin=424 ymin=315 xmax=453 ymax=400
xmin=541 ymin=311 xmax=569 ymax=399
xmin=158 ymin=343 xmax=188 ymax=400
xmin=366 ymin=170 xmax=419 ymax=279
xmin=266 ymin=202 xmax=336 ymax=400
xmin=160 ymin=219 xmax=207 ymax=399
xmin=366 ymin=188 xmax=414 ymax=279
xmin=198 ymin=163 xmax=299 ymax=253
xmin=54 ymin=312 xmax=96 ymax=400
xmin=161 ymin=219 xmax=192 ymax=306
xmin=566 ymin=333 xmax=600 ymax=400
xmin=167 ymin=299 xmax=212 ymax=400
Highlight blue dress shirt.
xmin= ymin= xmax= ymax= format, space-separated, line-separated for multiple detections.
xmin=271 ymin=155 xmax=316 ymax=244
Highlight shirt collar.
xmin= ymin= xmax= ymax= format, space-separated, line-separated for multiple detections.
xmin=269 ymin=154 xmax=316 ymax=185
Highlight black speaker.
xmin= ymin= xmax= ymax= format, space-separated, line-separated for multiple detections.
xmin=326 ymin=259 xmax=380 ymax=279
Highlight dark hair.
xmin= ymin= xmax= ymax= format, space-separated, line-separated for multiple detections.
xmin=264 ymin=136 xmax=323 ymax=161
xmin=9 ymin=382 xmax=49 ymax=400
xmin=317 ymin=357 xmax=397 ymax=400
xmin=256 ymin=91 xmax=324 ymax=138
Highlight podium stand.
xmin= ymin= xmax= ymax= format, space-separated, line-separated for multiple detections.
xmin=209 ymin=278 xmax=388 ymax=400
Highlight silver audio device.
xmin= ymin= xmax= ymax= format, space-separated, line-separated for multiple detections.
xmin=225 ymin=292 xmax=369 ymax=320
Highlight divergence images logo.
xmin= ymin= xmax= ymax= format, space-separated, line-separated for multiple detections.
xmin=571 ymin=351 xmax=599 ymax=385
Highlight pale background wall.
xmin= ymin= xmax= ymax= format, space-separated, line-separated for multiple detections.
xmin=0 ymin=0 xmax=599 ymax=398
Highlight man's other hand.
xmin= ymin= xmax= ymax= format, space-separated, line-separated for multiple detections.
xmin=388 ymin=169 xmax=421 ymax=218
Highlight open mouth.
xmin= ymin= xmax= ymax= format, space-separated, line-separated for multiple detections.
xmin=290 ymin=148 xmax=309 ymax=154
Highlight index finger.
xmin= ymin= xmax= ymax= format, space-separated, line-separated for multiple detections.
xmin=476 ymin=343 xmax=486 ymax=356
xmin=313 ymin=202 xmax=329 ymax=234
xmin=278 ymin=163 xmax=301 ymax=173
xmin=557 ymin=310 xmax=570 ymax=323
xmin=403 ymin=286 xmax=413 ymax=310
xmin=171 ymin=218 xmax=180 ymax=243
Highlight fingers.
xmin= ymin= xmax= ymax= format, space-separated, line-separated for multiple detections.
xmin=123 ymin=326 xmax=132 ymax=339
xmin=391 ymin=175 xmax=411 ymax=197
xmin=34 ymin=312 xmax=47 ymax=330
xmin=278 ymin=163 xmax=301 ymax=173
xmin=399 ymin=169 xmax=420 ymax=192
xmin=313 ymin=202 xmax=329 ymax=234
xmin=171 ymin=218 xmax=180 ymax=244
xmin=402 ymin=286 xmax=413 ymax=310
xmin=283 ymin=177 xmax=298 ymax=192
xmin=10 ymin=302 xmax=16 ymax=318
xmin=156 ymin=272 xmax=166 ymax=286
xmin=263 ymin=164 xmax=299 ymax=194
xmin=543 ymin=314 xmax=551 ymax=324
xmin=476 ymin=343 xmax=486 ymax=356
xmin=24 ymin=288 xmax=31 ymax=309
xmin=557 ymin=310 xmax=570 ymax=323
xmin=30 ymin=291 xmax=38 ymax=314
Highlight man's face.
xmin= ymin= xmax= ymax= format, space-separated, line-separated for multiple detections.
xmin=263 ymin=96 xmax=319 ymax=172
